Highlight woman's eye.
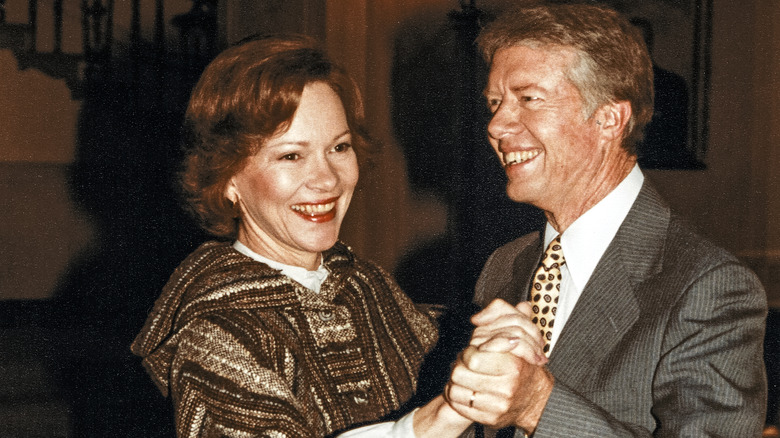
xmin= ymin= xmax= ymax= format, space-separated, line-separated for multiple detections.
xmin=333 ymin=142 xmax=352 ymax=153
xmin=280 ymin=153 xmax=299 ymax=161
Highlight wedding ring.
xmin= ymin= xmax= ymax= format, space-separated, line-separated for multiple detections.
xmin=469 ymin=390 xmax=477 ymax=408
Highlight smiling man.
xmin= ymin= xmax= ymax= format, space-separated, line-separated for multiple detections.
xmin=442 ymin=3 xmax=768 ymax=437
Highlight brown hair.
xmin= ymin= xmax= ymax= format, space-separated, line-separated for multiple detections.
xmin=180 ymin=34 xmax=370 ymax=238
xmin=477 ymin=3 xmax=654 ymax=152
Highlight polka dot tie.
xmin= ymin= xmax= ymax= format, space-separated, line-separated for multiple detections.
xmin=531 ymin=235 xmax=565 ymax=356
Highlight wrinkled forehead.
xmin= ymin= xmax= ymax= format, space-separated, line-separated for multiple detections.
xmin=485 ymin=44 xmax=580 ymax=89
xmin=491 ymin=41 xmax=580 ymax=70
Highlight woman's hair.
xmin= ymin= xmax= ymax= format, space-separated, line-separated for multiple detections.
xmin=477 ymin=3 xmax=654 ymax=153
xmin=180 ymin=34 xmax=370 ymax=239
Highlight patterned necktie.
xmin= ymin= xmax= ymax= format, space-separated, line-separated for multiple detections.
xmin=531 ymin=235 xmax=565 ymax=356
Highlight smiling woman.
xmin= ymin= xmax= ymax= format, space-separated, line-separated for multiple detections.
xmin=225 ymin=82 xmax=359 ymax=270
xmin=223 ymin=82 xmax=357 ymax=269
xmin=130 ymin=35 xmax=438 ymax=438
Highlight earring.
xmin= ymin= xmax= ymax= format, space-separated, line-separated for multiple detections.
xmin=229 ymin=198 xmax=241 ymax=217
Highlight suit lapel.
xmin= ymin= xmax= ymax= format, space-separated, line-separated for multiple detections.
xmin=502 ymin=236 xmax=544 ymax=305
xmin=548 ymin=182 xmax=670 ymax=382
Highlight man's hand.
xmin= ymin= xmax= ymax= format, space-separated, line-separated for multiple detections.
xmin=446 ymin=346 xmax=554 ymax=433
xmin=470 ymin=299 xmax=547 ymax=365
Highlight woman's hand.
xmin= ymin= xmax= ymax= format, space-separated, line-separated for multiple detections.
xmin=412 ymin=395 xmax=473 ymax=438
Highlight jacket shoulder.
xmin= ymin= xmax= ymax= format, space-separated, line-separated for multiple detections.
xmin=486 ymin=232 xmax=541 ymax=271
xmin=473 ymin=232 xmax=541 ymax=307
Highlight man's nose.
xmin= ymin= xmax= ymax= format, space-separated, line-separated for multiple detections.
xmin=487 ymin=104 xmax=523 ymax=140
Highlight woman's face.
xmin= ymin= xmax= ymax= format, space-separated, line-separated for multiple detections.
xmin=226 ymin=82 xmax=359 ymax=270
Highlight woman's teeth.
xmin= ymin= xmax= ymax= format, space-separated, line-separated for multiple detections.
xmin=291 ymin=201 xmax=336 ymax=216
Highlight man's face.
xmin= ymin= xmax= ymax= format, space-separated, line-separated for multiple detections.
xmin=485 ymin=45 xmax=618 ymax=219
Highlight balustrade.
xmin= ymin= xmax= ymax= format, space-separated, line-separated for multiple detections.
xmin=1 ymin=0 xmax=218 ymax=99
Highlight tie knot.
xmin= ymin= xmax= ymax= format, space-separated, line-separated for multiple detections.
xmin=541 ymin=235 xmax=565 ymax=269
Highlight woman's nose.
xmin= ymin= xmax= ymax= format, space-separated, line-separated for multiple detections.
xmin=307 ymin=156 xmax=338 ymax=191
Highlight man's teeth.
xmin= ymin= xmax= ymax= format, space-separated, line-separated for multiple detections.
xmin=503 ymin=150 xmax=540 ymax=166
xmin=291 ymin=202 xmax=336 ymax=215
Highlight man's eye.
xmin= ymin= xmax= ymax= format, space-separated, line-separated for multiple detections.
xmin=521 ymin=96 xmax=540 ymax=102
xmin=487 ymin=99 xmax=501 ymax=112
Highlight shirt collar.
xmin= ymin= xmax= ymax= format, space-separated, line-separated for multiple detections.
xmin=545 ymin=164 xmax=644 ymax=291
xmin=232 ymin=240 xmax=330 ymax=293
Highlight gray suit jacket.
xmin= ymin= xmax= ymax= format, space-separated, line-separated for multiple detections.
xmin=473 ymin=182 xmax=767 ymax=437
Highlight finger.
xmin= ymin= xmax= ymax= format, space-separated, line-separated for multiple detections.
xmin=471 ymin=299 xmax=519 ymax=326
xmin=447 ymin=382 xmax=480 ymax=409
xmin=446 ymin=383 xmax=521 ymax=429
xmin=477 ymin=334 xmax=518 ymax=352
xmin=470 ymin=318 xmax=542 ymax=347
xmin=447 ymin=376 xmax=519 ymax=426
xmin=460 ymin=346 xmax=526 ymax=376
xmin=478 ymin=335 xmax=547 ymax=365
xmin=473 ymin=332 xmax=520 ymax=351
xmin=472 ymin=312 xmax=533 ymax=332
xmin=471 ymin=318 xmax=542 ymax=345
xmin=515 ymin=301 xmax=534 ymax=317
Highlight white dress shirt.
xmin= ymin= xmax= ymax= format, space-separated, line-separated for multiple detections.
xmin=545 ymin=164 xmax=644 ymax=353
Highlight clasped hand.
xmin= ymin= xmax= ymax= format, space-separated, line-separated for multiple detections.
xmin=445 ymin=299 xmax=555 ymax=432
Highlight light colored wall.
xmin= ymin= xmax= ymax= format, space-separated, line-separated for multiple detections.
xmin=0 ymin=0 xmax=192 ymax=300
xmin=323 ymin=0 xmax=454 ymax=270
xmin=645 ymin=0 xmax=780 ymax=304
xmin=0 ymin=2 xmax=88 ymax=299
xmin=0 ymin=51 xmax=80 ymax=163
xmin=0 ymin=163 xmax=95 ymax=299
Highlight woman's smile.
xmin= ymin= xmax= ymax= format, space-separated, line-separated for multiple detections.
xmin=291 ymin=197 xmax=340 ymax=222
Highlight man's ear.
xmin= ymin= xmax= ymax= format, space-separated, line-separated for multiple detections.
xmin=596 ymin=100 xmax=632 ymax=141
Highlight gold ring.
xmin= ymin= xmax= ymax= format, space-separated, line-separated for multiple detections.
xmin=469 ymin=390 xmax=476 ymax=408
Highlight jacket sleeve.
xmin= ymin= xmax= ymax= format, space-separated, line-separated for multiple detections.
xmin=535 ymin=260 xmax=767 ymax=437
xmin=169 ymin=311 xmax=325 ymax=438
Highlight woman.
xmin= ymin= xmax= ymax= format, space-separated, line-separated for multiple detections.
xmin=131 ymin=35 xmax=440 ymax=437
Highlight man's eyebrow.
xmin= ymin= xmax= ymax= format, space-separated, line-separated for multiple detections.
xmin=483 ymin=84 xmax=539 ymax=97
xmin=511 ymin=84 xmax=540 ymax=94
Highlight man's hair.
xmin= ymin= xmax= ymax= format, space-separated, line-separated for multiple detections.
xmin=180 ymin=34 xmax=370 ymax=238
xmin=477 ymin=3 xmax=654 ymax=152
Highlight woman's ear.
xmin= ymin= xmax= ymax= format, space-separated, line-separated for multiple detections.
xmin=224 ymin=178 xmax=239 ymax=205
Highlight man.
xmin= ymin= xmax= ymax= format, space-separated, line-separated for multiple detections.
xmin=444 ymin=3 xmax=767 ymax=437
